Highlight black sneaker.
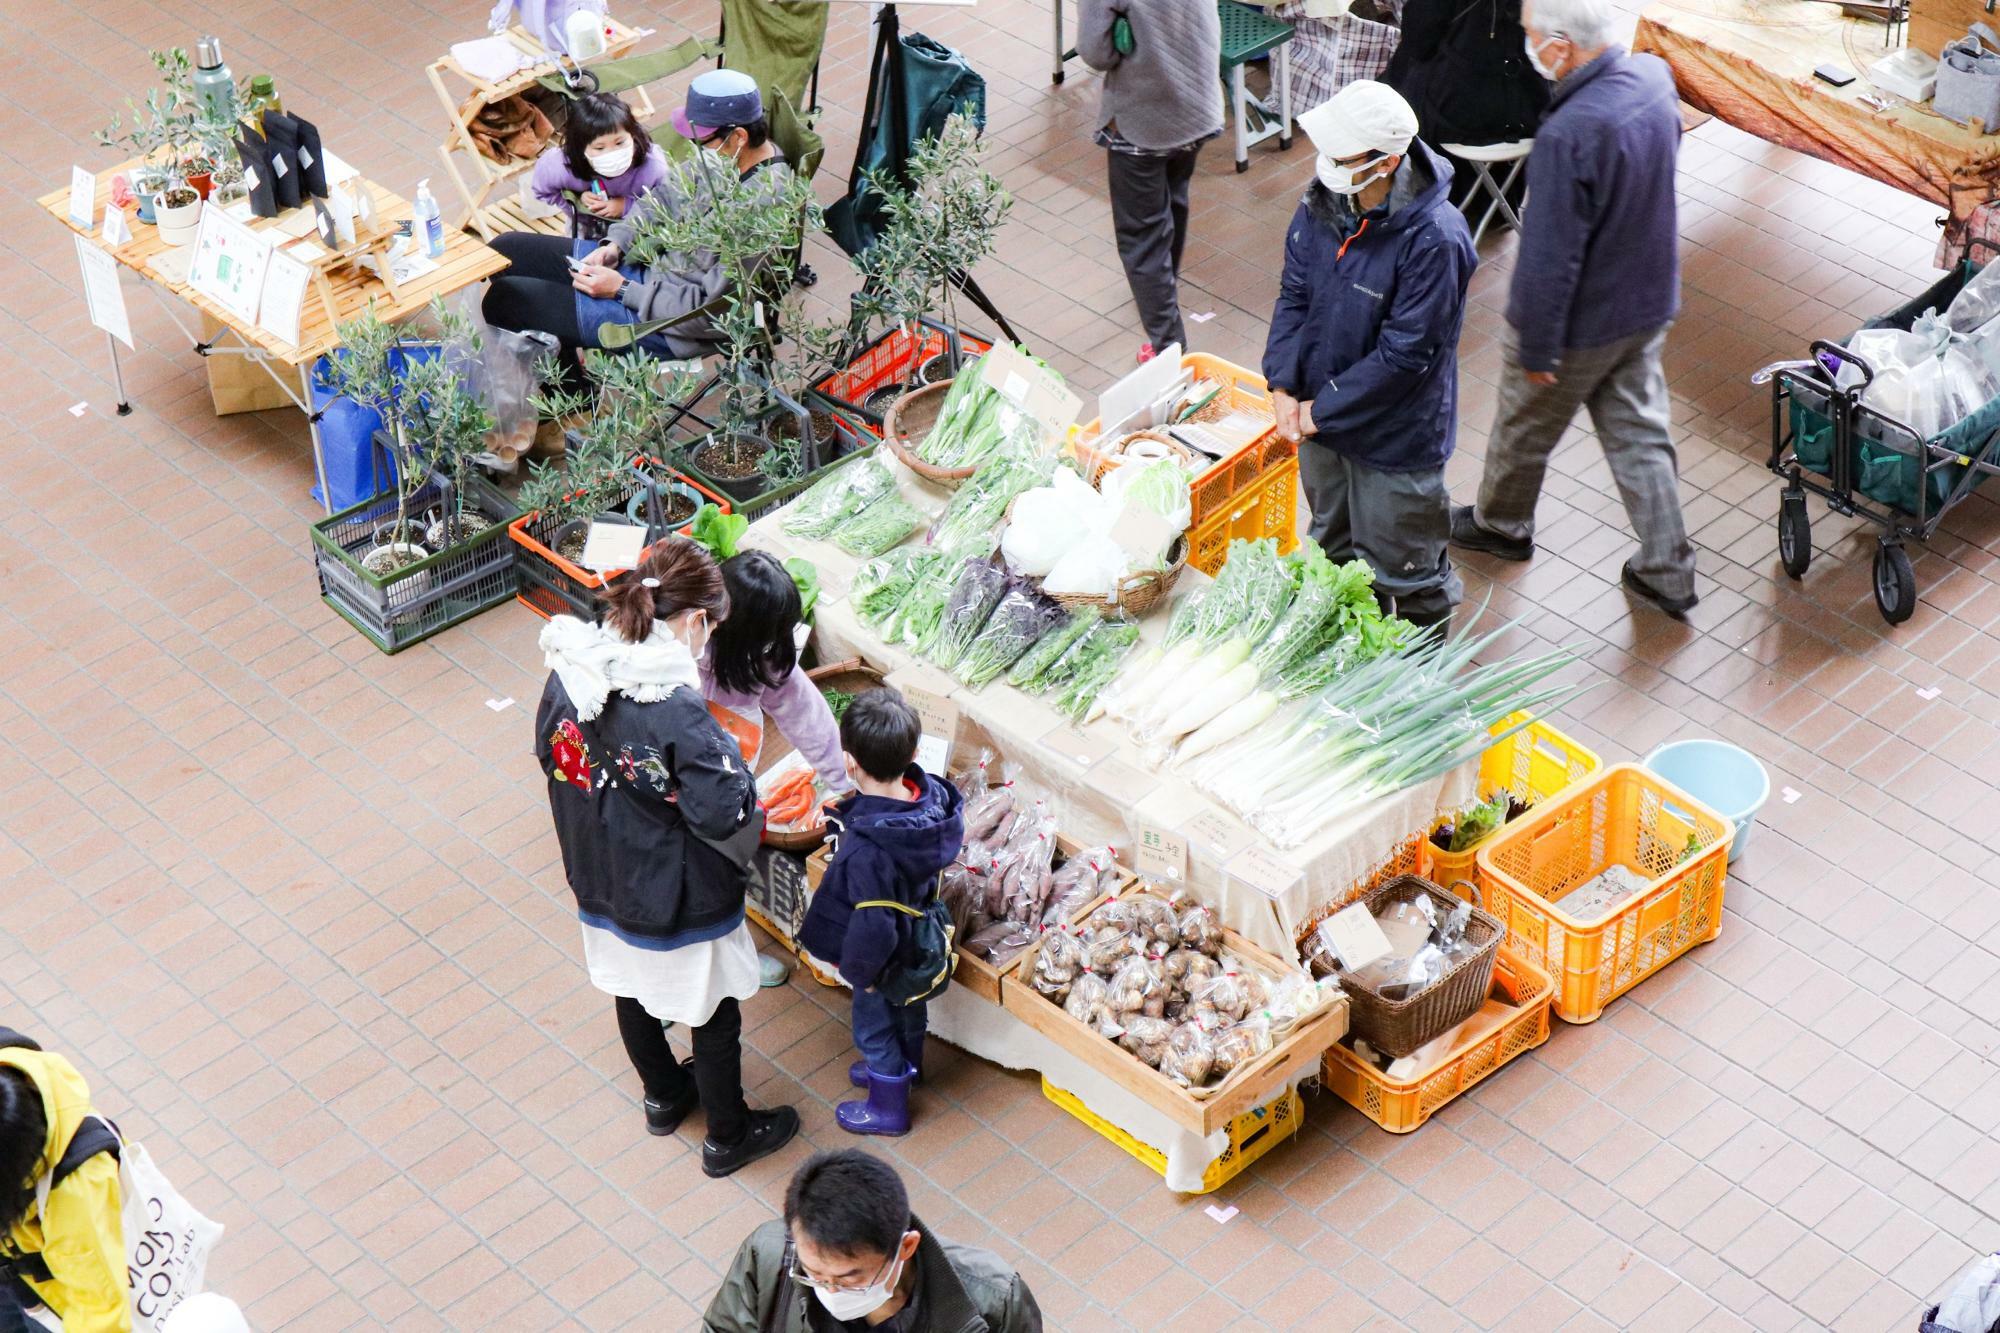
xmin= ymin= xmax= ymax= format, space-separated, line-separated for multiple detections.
xmin=702 ymin=1106 xmax=801 ymax=1178
xmin=1449 ymin=505 xmax=1534 ymax=562
xmin=643 ymin=1059 xmax=699 ymax=1137
xmin=1620 ymin=561 xmax=1698 ymax=619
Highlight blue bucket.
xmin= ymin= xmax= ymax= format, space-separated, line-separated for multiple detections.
xmin=1643 ymin=740 xmax=1769 ymax=861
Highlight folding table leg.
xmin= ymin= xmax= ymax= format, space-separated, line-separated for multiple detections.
xmin=1052 ymin=0 xmax=1066 ymax=83
xmin=105 ymin=331 xmax=131 ymax=416
xmin=300 ymin=361 xmax=334 ymax=516
xmin=1276 ymin=43 xmax=1293 ymax=149
xmin=1231 ymin=65 xmax=1249 ymax=173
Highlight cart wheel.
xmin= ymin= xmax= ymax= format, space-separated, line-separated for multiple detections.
xmin=1778 ymin=490 xmax=1811 ymax=579
xmin=1873 ymin=542 xmax=1916 ymax=625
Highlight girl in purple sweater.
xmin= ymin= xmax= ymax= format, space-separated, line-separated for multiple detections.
xmin=701 ymin=551 xmax=852 ymax=988
xmin=529 ymin=92 xmax=669 ymax=235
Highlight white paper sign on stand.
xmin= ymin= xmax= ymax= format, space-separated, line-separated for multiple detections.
xmin=1096 ymin=340 xmax=1184 ymax=438
xmin=73 ymin=235 xmax=132 ymax=349
xmin=186 ymin=207 xmax=275 ymax=326
xmin=67 ymin=165 xmax=94 ymax=227
xmin=100 ymin=204 xmax=132 ymax=248
xmin=257 ymin=249 xmax=312 ymax=348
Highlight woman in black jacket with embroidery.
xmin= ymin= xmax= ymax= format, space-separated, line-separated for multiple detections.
xmin=1384 ymin=0 xmax=1548 ymax=211
xmin=536 ymin=537 xmax=799 ymax=1178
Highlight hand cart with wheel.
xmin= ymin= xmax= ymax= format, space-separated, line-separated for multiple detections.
xmin=1758 ymin=241 xmax=2000 ymax=624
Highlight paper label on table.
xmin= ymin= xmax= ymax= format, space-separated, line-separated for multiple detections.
xmin=384 ymin=248 xmax=439 ymax=286
xmin=186 ymin=206 xmax=275 ymax=326
xmin=1228 ymin=844 xmax=1301 ymax=900
xmin=68 ymin=165 xmax=94 ymax=227
xmin=1107 ymin=500 xmax=1179 ymax=566
xmin=100 ymin=204 xmax=131 ymax=248
xmin=1089 ymin=757 xmax=1159 ymax=807
xmin=1317 ymin=901 xmax=1394 ymax=971
xmin=256 ymin=249 xmax=311 ymax=347
xmin=979 ymin=342 xmax=1081 ymax=439
xmin=73 ymin=235 xmax=132 ymax=350
xmin=906 ymin=683 xmax=960 ymax=776
xmin=580 ymin=520 xmax=647 ymax=572
xmin=323 ymin=150 xmax=358 ymax=185
xmin=1185 ymin=808 xmax=1251 ymax=859
xmin=1041 ymin=722 xmax=1113 ymax=769
xmin=1136 ymin=822 xmax=1188 ymax=882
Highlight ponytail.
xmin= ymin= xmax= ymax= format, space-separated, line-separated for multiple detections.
xmin=599 ymin=537 xmax=730 ymax=643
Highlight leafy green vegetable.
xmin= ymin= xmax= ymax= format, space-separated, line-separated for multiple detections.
xmin=785 ymin=556 xmax=820 ymax=622
xmin=916 ymin=346 xmax=1059 ymax=469
xmin=822 ymin=688 xmax=856 ymax=722
xmin=1448 ymin=792 xmax=1510 ymax=852
xmin=927 ymin=454 xmax=1049 ymax=553
xmin=784 ymin=457 xmax=897 ymax=539
xmin=833 ymin=497 xmax=927 ymax=558
xmin=1054 ymin=620 xmax=1142 ymax=719
xmin=1007 ymin=606 xmax=1097 ymax=692
xmin=687 ymin=504 xmax=748 ymax=560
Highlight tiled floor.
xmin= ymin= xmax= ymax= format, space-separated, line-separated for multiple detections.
xmin=3 ymin=1 xmax=1997 ymax=1330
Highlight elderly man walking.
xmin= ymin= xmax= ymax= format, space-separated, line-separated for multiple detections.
xmin=1448 ymin=0 xmax=1699 ymax=617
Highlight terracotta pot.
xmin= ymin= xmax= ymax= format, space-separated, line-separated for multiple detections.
xmin=185 ymin=172 xmax=213 ymax=199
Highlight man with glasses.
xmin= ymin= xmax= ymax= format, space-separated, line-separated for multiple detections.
xmin=703 ymin=1150 xmax=1042 ymax=1331
xmin=1262 ymin=80 xmax=1479 ymax=631
xmin=1448 ymin=0 xmax=1698 ymax=617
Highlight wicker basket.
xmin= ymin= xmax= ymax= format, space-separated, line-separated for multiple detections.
xmin=1083 ymin=429 xmax=1204 ymax=486
xmin=1333 ymin=875 xmax=1503 ymax=1059
xmin=1047 ymin=535 xmax=1187 ymax=617
xmin=757 ymin=660 xmax=886 ymax=853
xmin=883 ymin=381 xmax=973 ymax=486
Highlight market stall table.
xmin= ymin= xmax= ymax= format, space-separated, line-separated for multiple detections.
xmin=38 ymin=161 xmax=508 ymax=512
xmin=1633 ymin=0 xmax=2000 ymax=226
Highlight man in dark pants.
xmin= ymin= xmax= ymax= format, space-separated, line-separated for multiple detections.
xmin=1077 ymin=0 xmax=1223 ymax=362
xmin=1262 ymin=82 xmax=1478 ymax=629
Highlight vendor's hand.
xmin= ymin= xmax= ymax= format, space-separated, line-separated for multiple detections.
xmin=572 ymin=263 xmax=624 ymax=298
xmin=580 ymin=192 xmax=627 ymax=219
xmin=1524 ymin=369 xmax=1558 ymax=388
xmin=1272 ymin=390 xmax=1300 ymax=442
xmin=583 ymin=242 xmax=622 ymax=268
xmin=1297 ymin=410 xmax=1318 ymax=439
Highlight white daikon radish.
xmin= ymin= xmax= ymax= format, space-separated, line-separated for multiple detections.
xmin=1174 ymin=690 xmax=1280 ymax=764
xmin=1155 ymin=661 xmax=1261 ymax=743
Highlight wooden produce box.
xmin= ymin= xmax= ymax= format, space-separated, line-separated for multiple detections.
xmin=803 ymin=835 xmax=1132 ymax=1005
xmin=1001 ymin=887 xmax=1350 ymax=1138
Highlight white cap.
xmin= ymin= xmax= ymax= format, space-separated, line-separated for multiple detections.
xmin=1297 ymin=81 xmax=1419 ymax=161
xmin=161 ymin=1295 xmax=250 ymax=1333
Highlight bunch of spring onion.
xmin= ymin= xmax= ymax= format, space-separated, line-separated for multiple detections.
xmin=916 ymin=346 xmax=1058 ymax=470
xmin=1180 ymin=616 xmax=1587 ymax=848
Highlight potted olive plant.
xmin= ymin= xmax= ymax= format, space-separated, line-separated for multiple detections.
xmin=99 ymin=48 xmax=221 ymax=241
xmin=96 ymin=82 xmax=180 ymax=227
xmin=309 ymin=302 xmax=524 ymax=652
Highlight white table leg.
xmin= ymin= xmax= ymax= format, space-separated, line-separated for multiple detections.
xmin=105 ymin=331 xmax=132 ymax=417
xmin=1232 ymin=65 xmax=1250 ymax=172
xmin=1277 ymin=42 xmax=1293 ymax=147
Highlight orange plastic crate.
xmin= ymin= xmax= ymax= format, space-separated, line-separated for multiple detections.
xmin=1322 ymin=951 xmax=1553 ymax=1133
xmin=508 ymin=468 xmax=729 ymax=621
xmin=1420 ymin=714 xmax=1603 ymax=896
xmin=809 ymin=325 xmax=995 ymax=437
xmin=1476 ymin=763 xmax=1734 ymax=1024
xmin=1186 ymin=457 xmax=1299 ymax=575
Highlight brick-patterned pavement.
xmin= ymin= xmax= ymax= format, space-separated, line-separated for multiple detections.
xmin=2 ymin=1 xmax=1996 ymax=1329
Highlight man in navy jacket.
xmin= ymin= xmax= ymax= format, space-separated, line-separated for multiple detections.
xmin=1450 ymin=0 xmax=1699 ymax=617
xmin=1262 ymin=81 xmax=1478 ymax=629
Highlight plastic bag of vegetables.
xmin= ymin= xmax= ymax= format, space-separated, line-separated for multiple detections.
xmin=853 ymin=547 xmax=945 ymax=628
xmin=1053 ymin=618 xmax=1142 ymax=720
xmin=782 ymin=456 xmax=897 ymax=540
xmin=925 ymin=557 xmax=1010 ymax=668
xmin=955 ymin=579 xmax=1068 ymax=688
xmin=832 ymin=495 xmax=928 ymax=559
xmin=1007 ymin=606 xmax=1097 ymax=692
xmin=928 ymin=454 xmax=1052 ymax=553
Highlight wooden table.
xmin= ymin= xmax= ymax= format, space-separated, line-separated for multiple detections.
xmin=1634 ymin=0 xmax=2000 ymax=223
xmin=39 ymin=160 xmax=507 ymax=511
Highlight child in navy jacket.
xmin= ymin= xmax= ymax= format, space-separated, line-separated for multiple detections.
xmin=798 ymin=689 xmax=964 ymax=1137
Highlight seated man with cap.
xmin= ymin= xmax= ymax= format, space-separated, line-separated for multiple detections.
xmin=482 ymin=69 xmax=795 ymax=367
xmin=1260 ymin=80 xmax=1478 ymax=632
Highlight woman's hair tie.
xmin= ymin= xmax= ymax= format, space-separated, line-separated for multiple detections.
xmin=641 ymin=577 xmax=661 ymax=588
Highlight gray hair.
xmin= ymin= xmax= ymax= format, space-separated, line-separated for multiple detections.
xmin=1525 ymin=0 xmax=1621 ymax=49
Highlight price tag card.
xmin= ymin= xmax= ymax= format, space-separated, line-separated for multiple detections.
xmin=1316 ymin=902 xmax=1394 ymax=971
xmin=1185 ymin=808 xmax=1252 ymax=860
xmin=101 ymin=204 xmax=132 ymax=248
xmin=580 ymin=521 xmax=646 ymax=573
xmin=906 ymin=682 xmax=959 ymax=776
xmin=978 ymin=342 xmax=1081 ymax=439
xmin=1041 ymin=721 xmax=1114 ymax=769
xmin=1136 ymin=822 xmax=1188 ymax=881
xmin=1089 ymin=757 xmax=1159 ymax=806
xmin=1228 ymin=844 xmax=1302 ymax=901
xmin=1107 ymin=500 xmax=1180 ymax=566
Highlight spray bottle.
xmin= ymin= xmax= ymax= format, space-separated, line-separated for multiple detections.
xmin=413 ymin=179 xmax=445 ymax=259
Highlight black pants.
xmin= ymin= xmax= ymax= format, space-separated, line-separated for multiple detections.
xmin=0 ymin=1277 xmax=31 ymax=1333
xmin=614 ymin=994 xmax=748 ymax=1145
xmin=1107 ymin=144 xmax=1201 ymax=350
xmin=484 ymin=231 xmax=586 ymax=368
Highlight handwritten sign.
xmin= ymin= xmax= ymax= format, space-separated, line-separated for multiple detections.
xmin=67 ymin=166 xmax=95 ymax=228
xmin=1041 ymin=722 xmax=1113 ymax=769
xmin=1316 ymin=902 xmax=1394 ymax=971
xmin=979 ymin=342 xmax=1081 ymax=439
xmin=1107 ymin=500 xmax=1179 ymax=567
xmin=907 ymin=682 xmax=959 ymax=776
xmin=1136 ymin=822 xmax=1188 ymax=881
xmin=1228 ymin=844 xmax=1301 ymax=900
xmin=579 ymin=521 xmax=646 ymax=572
xmin=1186 ymin=808 xmax=1251 ymax=860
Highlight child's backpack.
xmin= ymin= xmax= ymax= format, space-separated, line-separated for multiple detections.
xmin=856 ymin=876 xmax=956 ymax=1006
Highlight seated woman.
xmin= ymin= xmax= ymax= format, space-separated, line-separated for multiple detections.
xmin=526 ymin=91 xmax=668 ymax=239
xmin=481 ymin=69 xmax=792 ymax=370
xmin=1384 ymin=0 xmax=1547 ymax=212
xmin=701 ymin=549 xmax=854 ymax=988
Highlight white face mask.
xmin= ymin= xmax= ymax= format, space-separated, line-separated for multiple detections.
xmin=1524 ymin=33 xmax=1563 ymax=81
xmin=587 ymin=142 xmax=635 ymax=178
xmin=810 ymin=1248 xmax=907 ymax=1322
xmin=1316 ymin=153 xmax=1390 ymax=197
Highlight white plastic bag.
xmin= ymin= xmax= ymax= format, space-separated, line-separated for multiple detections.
xmin=1001 ymin=469 xmax=1110 ymax=576
xmin=1949 ymin=261 xmax=2000 ymax=332
xmin=1044 ymin=532 xmax=1129 ymax=597
xmin=1931 ymin=1251 xmax=2000 ymax=1332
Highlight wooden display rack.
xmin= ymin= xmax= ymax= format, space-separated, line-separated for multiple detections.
xmin=426 ymin=19 xmax=654 ymax=240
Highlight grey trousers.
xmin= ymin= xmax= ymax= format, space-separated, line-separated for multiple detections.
xmin=1301 ymin=444 xmax=1464 ymax=621
xmin=1107 ymin=144 xmax=1200 ymax=349
xmin=1474 ymin=326 xmax=1697 ymax=600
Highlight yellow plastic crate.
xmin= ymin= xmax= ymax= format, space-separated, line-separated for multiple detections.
xmin=1476 ymin=763 xmax=1734 ymax=1024
xmin=1041 ymin=1078 xmax=1301 ymax=1194
xmin=1187 ymin=457 xmax=1300 ymax=576
xmin=1322 ymin=952 xmax=1553 ymax=1133
xmin=1420 ymin=714 xmax=1603 ymax=896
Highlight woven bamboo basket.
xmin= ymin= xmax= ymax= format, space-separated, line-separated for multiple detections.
xmin=757 ymin=660 xmax=885 ymax=853
xmin=883 ymin=381 xmax=974 ymax=487
xmin=1046 ymin=535 xmax=1187 ymax=617
xmin=1332 ymin=875 xmax=1503 ymax=1059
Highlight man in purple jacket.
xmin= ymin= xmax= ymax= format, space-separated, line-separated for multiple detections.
xmin=1449 ymin=0 xmax=1700 ymax=617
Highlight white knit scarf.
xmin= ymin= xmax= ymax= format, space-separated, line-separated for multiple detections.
xmin=540 ymin=615 xmax=703 ymax=721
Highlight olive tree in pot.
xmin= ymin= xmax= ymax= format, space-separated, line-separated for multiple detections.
xmin=847 ymin=112 xmax=1012 ymax=399
xmin=96 ymin=67 xmax=183 ymax=228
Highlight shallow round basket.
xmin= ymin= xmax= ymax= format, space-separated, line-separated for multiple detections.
xmin=757 ymin=660 xmax=887 ymax=852
xmin=1086 ymin=429 xmax=1203 ymax=486
xmin=1047 ymin=534 xmax=1187 ymax=618
xmin=883 ymin=381 xmax=975 ymax=487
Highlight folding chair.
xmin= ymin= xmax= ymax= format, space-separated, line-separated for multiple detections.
xmin=1443 ymin=138 xmax=1533 ymax=247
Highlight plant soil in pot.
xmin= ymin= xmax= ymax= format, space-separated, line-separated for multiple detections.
xmin=361 ymin=541 xmax=430 ymax=577
xmin=626 ymin=487 xmax=696 ymax=529
xmin=154 ymin=189 xmax=202 ymax=246
xmin=862 ymin=384 xmax=903 ymax=419
xmin=691 ymin=433 xmax=772 ymax=501
xmin=426 ymin=513 xmax=494 ymax=549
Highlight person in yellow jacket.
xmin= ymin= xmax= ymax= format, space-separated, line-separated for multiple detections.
xmin=1 ymin=1029 xmax=128 ymax=1333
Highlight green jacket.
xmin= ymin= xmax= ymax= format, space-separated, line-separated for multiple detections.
xmin=702 ymin=1217 xmax=1043 ymax=1333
